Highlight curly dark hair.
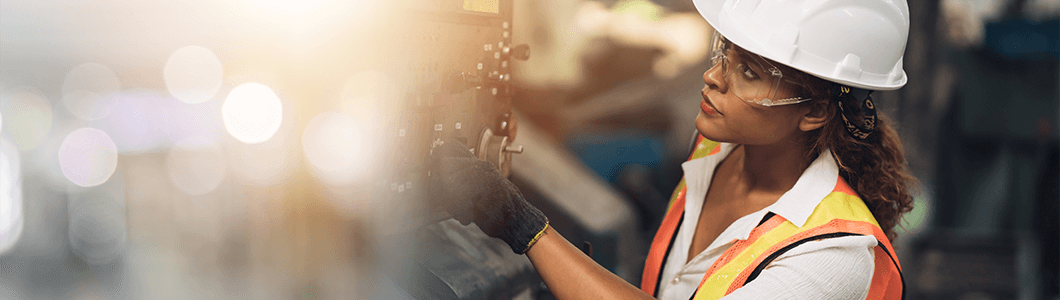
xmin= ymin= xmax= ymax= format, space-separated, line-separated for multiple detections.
xmin=788 ymin=70 xmax=918 ymax=241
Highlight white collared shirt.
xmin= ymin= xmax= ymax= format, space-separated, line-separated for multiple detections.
xmin=655 ymin=143 xmax=878 ymax=300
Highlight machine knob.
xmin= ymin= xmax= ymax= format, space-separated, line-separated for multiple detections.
xmin=477 ymin=128 xmax=523 ymax=177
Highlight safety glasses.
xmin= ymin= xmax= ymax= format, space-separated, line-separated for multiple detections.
xmin=708 ymin=32 xmax=812 ymax=106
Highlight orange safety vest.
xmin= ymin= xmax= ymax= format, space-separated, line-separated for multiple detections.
xmin=640 ymin=135 xmax=904 ymax=299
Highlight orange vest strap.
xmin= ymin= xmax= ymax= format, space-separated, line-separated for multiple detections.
xmin=867 ymin=245 xmax=905 ymax=300
xmin=642 ymin=135 xmax=720 ymax=296
xmin=640 ymin=186 xmax=688 ymax=296
xmin=832 ymin=174 xmax=858 ymax=197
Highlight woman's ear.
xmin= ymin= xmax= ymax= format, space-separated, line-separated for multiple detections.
xmin=799 ymin=100 xmax=829 ymax=132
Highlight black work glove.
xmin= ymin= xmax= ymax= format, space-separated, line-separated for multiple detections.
xmin=427 ymin=139 xmax=549 ymax=254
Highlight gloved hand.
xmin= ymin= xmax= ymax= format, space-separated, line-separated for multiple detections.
xmin=427 ymin=138 xmax=549 ymax=254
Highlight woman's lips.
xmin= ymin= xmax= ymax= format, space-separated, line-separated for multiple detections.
xmin=701 ymin=91 xmax=719 ymax=115
xmin=701 ymin=101 xmax=718 ymax=115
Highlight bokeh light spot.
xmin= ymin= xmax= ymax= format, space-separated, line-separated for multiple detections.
xmin=222 ymin=83 xmax=283 ymax=144
xmin=58 ymin=128 xmax=118 ymax=187
xmin=0 ymin=89 xmax=53 ymax=151
xmin=166 ymin=141 xmax=226 ymax=196
xmin=164 ymin=46 xmax=224 ymax=104
xmin=62 ymin=63 xmax=121 ymax=120
xmin=302 ymin=112 xmax=378 ymax=185
xmin=900 ymin=193 xmax=933 ymax=236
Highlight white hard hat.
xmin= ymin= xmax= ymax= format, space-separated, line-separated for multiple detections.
xmin=693 ymin=0 xmax=910 ymax=90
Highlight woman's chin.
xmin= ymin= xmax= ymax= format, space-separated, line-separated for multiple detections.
xmin=694 ymin=117 xmax=719 ymax=141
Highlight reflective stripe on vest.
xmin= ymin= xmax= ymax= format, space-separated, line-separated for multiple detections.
xmin=640 ymin=136 xmax=904 ymax=299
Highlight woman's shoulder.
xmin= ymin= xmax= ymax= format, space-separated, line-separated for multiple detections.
xmin=725 ymin=235 xmax=877 ymax=299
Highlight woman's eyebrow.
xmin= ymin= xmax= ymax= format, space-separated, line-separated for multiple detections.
xmin=728 ymin=47 xmax=756 ymax=67
xmin=739 ymin=51 xmax=775 ymax=73
xmin=735 ymin=53 xmax=764 ymax=72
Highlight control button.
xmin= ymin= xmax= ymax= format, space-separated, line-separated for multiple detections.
xmin=672 ymin=277 xmax=680 ymax=284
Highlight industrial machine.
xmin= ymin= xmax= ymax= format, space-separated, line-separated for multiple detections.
xmin=377 ymin=1 xmax=544 ymax=299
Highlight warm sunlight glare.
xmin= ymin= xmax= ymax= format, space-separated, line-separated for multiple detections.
xmin=222 ymin=83 xmax=283 ymax=144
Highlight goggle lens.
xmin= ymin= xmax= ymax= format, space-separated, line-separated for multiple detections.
xmin=708 ymin=33 xmax=810 ymax=106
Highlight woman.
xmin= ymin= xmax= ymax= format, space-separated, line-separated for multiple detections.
xmin=429 ymin=0 xmax=915 ymax=298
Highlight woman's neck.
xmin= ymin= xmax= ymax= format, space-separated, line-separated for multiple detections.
xmin=733 ymin=140 xmax=815 ymax=193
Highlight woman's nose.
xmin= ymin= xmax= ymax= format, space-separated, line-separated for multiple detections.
xmin=703 ymin=63 xmax=727 ymax=93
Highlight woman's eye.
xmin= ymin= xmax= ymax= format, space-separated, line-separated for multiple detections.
xmin=739 ymin=64 xmax=759 ymax=80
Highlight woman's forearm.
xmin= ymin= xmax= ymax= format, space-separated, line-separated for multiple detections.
xmin=525 ymin=226 xmax=655 ymax=300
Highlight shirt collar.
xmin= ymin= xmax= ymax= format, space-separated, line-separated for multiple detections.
xmin=767 ymin=148 xmax=839 ymax=227
xmin=681 ymin=143 xmax=838 ymax=229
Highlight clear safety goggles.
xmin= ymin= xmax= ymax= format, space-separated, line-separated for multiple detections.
xmin=708 ymin=32 xmax=812 ymax=106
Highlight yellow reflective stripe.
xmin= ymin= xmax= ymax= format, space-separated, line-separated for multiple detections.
xmin=665 ymin=179 xmax=686 ymax=213
xmin=805 ymin=192 xmax=880 ymax=228
xmin=690 ymin=139 xmax=720 ymax=161
xmin=694 ymin=220 xmax=801 ymax=299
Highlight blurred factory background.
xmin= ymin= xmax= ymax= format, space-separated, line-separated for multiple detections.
xmin=0 ymin=0 xmax=1057 ymax=299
